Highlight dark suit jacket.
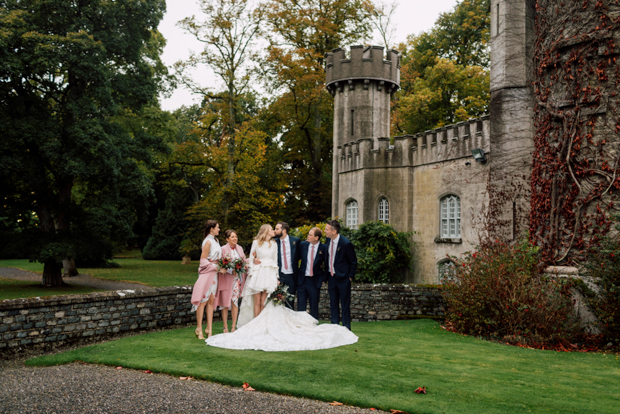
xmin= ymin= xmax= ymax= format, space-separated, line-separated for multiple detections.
xmin=327 ymin=235 xmax=357 ymax=281
xmin=275 ymin=236 xmax=300 ymax=277
xmin=298 ymin=241 xmax=328 ymax=288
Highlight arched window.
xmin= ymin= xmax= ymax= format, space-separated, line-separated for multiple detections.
xmin=438 ymin=259 xmax=456 ymax=283
xmin=346 ymin=200 xmax=358 ymax=229
xmin=378 ymin=198 xmax=389 ymax=224
xmin=440 ymin=195 xmax=461 ymax=238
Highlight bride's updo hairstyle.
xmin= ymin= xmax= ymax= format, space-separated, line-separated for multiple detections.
xmin=255 ymin=224 xmax=273 ymax=247
xmin=203 ymin=220 xmax=219 ymax=238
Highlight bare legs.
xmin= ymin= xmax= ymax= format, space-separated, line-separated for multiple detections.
xmin=195 ymin=301 xmax=207 ymax=340
xmin=253 ymin=291 xmax=269 ymax=317
xmin=205 ymin=294 xmax=215 ymax=337
xmin=222 ymin=304 xmax=239 ymax=333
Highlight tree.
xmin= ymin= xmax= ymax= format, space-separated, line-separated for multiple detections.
xmin=261 ymin=0 xmax=376 ymax=224
xmin=392 ymin=0 xmax=490 ymax=135
xmin=0 ymin=0 xmax=168 ymax=285
xmin=176 ymin=0 xmax=262 ymax=228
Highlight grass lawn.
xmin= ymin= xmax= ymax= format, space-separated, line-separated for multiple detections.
xmin=0 ymin=250 xmax=197 ymax=288
xmin=0 ymin=277 xmax=101 ymax=300
xmin=27 ymin=319 xmax=620 ymax=414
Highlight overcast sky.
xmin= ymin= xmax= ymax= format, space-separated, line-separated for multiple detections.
xmin=158 ymin=0 xmax=460 ymax=111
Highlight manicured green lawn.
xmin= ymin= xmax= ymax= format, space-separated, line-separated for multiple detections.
xmin=27 ymin=319 xmax=620 ymax=414
xmin=0 ymin=250 xmax=198 ymax=288
xmin=0 ymin=277 xmax=101 ymax=300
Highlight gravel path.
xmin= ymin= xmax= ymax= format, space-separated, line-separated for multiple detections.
xmin=0 ymin=267 xmax=154 ymax=291
xmin=0 ymin=360 xmax=384 ymax=414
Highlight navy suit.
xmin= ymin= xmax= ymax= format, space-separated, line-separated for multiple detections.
xmin=297 ymin=241 xmax=328 ymax=320
xmin=326 ymin=235 xmax=357 ymax=330
xmin=276 ymin=236 xmax=300 ymax=309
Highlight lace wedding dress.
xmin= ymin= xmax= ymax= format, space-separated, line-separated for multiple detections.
xmin=205 ymin=302 xmax=358 ymax=351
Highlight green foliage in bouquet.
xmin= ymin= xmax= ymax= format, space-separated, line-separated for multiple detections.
xmin=582 ymin=214 xmax=620 ymax=345
xmin=442 ymin=239 xmax=579 ymax=345
xmin=268 ymin=283 xmax=294 ymax=307
xmin=291 ymin=220 xmax=413 ymax=283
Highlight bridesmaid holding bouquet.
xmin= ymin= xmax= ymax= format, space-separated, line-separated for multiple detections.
xmin=190 ymin=220 xmax=222 ymax=339
xmin=214 ymin=229 xmax=247 ymax=333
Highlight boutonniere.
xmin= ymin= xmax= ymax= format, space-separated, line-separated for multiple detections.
xmin=318 ymin=251 xmax=323 ymax=255
xmin=337 ymin=247 xmax=341 ymax=252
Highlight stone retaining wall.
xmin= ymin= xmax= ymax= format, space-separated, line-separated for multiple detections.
xmin=0 ymin=284 xmax=444 ymax=354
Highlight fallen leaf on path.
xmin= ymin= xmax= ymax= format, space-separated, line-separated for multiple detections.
xmin=329 ymin=402 xmax=344 ymax=406
xmin=116 ymin=367 xmax=122 ymax=370
xmin=370 ymin=408 xmax=376 ymax=411
xmin=180 ymin=376 xmax=193 ymax=381
xmin=415 ymin=386 xmax=426 ymax=394
xmin=390 ymin=410 xmax=406 ymax=414
xmin=242 ymin=382 xmax=255 ymax=391
xmin=143 ymin=370 xmax=153 ymax=374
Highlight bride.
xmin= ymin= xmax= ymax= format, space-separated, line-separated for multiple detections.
xmin=205 ymin=224 xmax=358 ymax=352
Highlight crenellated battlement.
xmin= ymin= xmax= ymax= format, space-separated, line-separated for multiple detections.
xmin=325 ymin=45 xmax=400 ymax=95
xmin=336 ymin=115 xmax=490 ymax=173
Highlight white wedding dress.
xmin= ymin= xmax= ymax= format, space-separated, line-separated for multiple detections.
xmin=206 ymin=302 xmax=358 ymax=351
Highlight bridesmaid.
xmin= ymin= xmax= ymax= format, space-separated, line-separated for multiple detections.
xmin=190 ymin=220 xmax=221 ymax=339
xmin=215 ymin=229 xmax=247 ymax=333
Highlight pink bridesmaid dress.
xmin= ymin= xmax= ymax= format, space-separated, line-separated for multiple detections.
xmin=190 ymin=234 xmax=222 ymax=311
xmin=214 ymin=243 xmax=247 ymax=310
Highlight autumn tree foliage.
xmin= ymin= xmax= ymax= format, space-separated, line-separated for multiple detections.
xmin=260 ymin=0 xmax=376 ymax=224
xmin=531 ymin=0 xmax=620 ymax=265
xmin=392 ymin=0 xmax=490 ymax=134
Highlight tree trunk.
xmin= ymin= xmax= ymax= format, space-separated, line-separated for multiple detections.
xmin=42 ymin=261 xmax=64 ymax=287
xmin=181 ymin=254 xmax=191 ymax=265
xmin=63 ymin=258 xmax=79 ymax=277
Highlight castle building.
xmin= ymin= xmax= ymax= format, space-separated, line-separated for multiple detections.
xmin=326 ymin=0 xmax=536 ymax=283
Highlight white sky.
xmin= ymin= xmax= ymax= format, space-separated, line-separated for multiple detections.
xmin=158 ymin=0 xmax=460 ymax=111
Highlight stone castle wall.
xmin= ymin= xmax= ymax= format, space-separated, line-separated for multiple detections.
xmin=0 ymin=285 xmax=444 ymax=354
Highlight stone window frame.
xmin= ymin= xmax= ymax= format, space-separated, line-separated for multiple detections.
xmin=437 ymin=258 xmax=456 ymax=283
xmin=436 ymin=192 xmax=462 ymax=242
xmin=345 ymin=198 xmax=359 ymax=229
xmin=377 ymin=196 xmax=390 ymax=224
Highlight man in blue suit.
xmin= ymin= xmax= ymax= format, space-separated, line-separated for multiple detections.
xmin=274 ymin=222 xmax=300 ymax=310
xmin=298 ymin=227 xmax=328 ymax=320
xmin=324 ymin=220 xmax=357 ymax=330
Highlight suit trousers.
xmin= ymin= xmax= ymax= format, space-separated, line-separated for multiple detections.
xmin=328 ymin=276 xmax=351 ymax=330
xmin=297 ymin=277 xmax=321 ymax=320
xmin=278 ymin=272 xmax=296 ymax=310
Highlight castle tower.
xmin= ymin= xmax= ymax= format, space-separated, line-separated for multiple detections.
xmin=325 ymin=45 xmax=400 ymax=220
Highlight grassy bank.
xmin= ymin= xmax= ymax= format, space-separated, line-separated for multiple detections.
xmin=26 ymin=319 xmax=620 ymax=414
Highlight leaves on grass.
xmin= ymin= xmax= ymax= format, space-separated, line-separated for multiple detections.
xmin=390 ymin=410 xmax=406 ymax=414
xmin=143 ymin=370 xmax=153 ymax=374
xmin=329 ymin=401 xmax=344 ymax=406
xmin=242 ymin=382 xmax=255 ymax=391
xmin=415 ymin=386 xmax=426 ymax=394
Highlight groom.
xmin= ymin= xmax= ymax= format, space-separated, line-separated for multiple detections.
xmin=274 ymin=222 xmax=300 ymax=310
xmin=325 ymin=220 xmax=357 ymax=330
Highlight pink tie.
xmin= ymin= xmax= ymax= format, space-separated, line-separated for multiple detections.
xmin=310 ymin=245 xmax=315 ymax=276
xmin=282 ymin=241 xmax=288 ymax=270
xmin=330 ymin=241 xmax=335 ymax=276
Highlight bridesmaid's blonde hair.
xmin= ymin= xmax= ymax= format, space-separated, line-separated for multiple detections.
xmin=255 ymin=224 xmax=273 ymax=247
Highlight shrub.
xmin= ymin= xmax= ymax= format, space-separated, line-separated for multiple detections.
xmin=291 ymin=220 xmax=413 ymax=283
xmin=582 ymin=214 xmax=620 ymax=345
xmin=442 ymin=239 xmax=579 ymax=345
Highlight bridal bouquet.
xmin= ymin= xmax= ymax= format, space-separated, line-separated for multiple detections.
xmin=232 ymin=258 xmax=249 ymax=275
xmin=217 ymin=254 xmax=234 ymax=271
xmin=267 ymin=283 xmax=294 ymax=307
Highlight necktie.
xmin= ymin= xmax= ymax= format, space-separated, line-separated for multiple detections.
xmin=282 ymin=240 xmax=288 ymax=270
xmin=310 ymin=245 xmax=315 ymax=276
xmin=330 ymin=240 xmax=335 ymax=276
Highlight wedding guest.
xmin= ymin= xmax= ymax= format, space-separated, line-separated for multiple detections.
xmin=238 ymin=224 xmax=279 ymax=325
xmin=215 ymin=229 xmax=247 ymax=333
xmin=298 ymin=227 xmax=328 ymax=320
xmin=274 ymin=222 xmax=300 ymax=309
xmin=325 ymin=220 xmax=357 ymax=330
xmin=190 ymin=220 xmax=221 ymax=339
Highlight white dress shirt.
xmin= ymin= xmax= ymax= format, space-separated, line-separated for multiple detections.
xmin=329 ymin=235 xmax=340 ymax=276
xmin=305 ymin=241 xmax=320 ymax=276
xmin=280 ymin=236 xmax=293 ymax=274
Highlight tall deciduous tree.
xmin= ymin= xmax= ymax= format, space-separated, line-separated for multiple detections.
xmin=0 ymin=0 xmax=168 ymax=285
xmin=261 ymin=0 xmax=375 ymax=224
xmin=176 ymin=0 xmax=262 ymax=228
xmin=392 ymin=0 xmax=490 ymax=135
